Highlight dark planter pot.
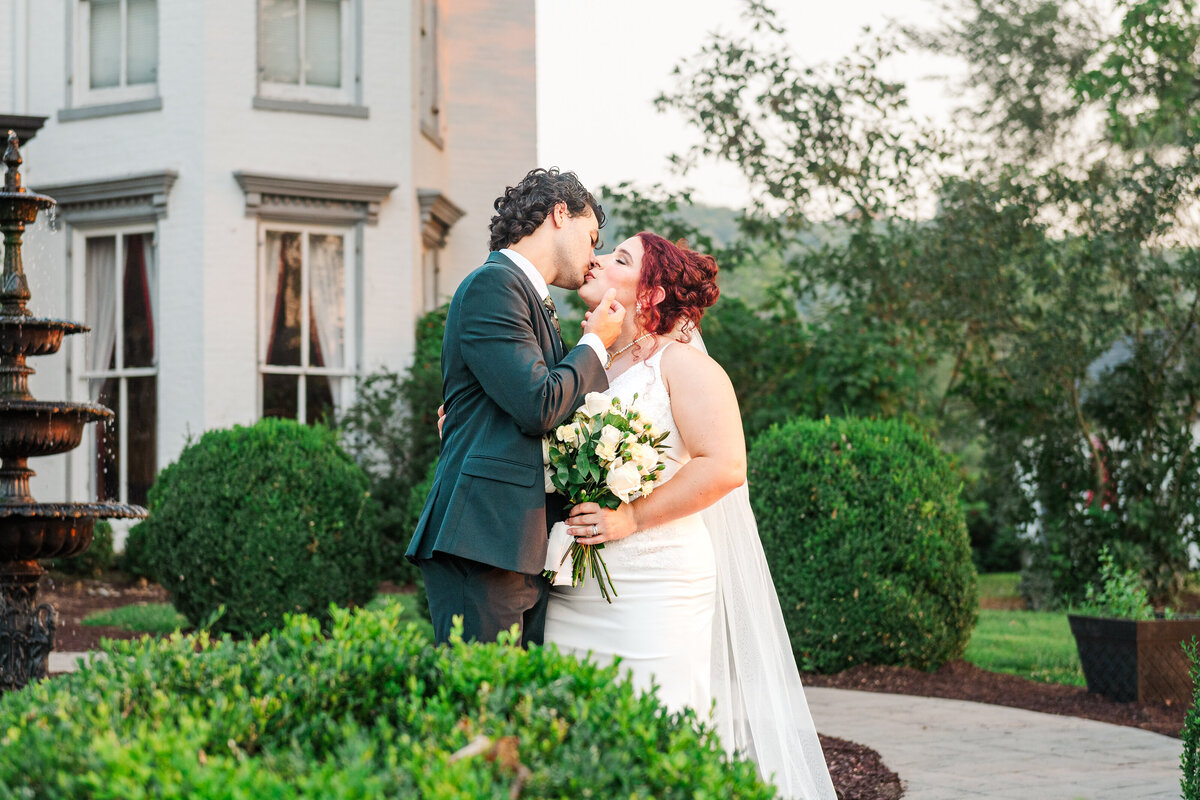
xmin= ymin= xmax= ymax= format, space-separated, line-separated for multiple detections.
xmin=1068 ymin=614 xmax=1200 ymax=706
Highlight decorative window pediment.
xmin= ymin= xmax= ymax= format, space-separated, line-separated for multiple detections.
xmin=418 ymin=189 xmax=465 ymax=249
xmin=35 ymin=170 xmax=177 ymax=226
xmin=234 ymin=172 xmax=395 ymax=225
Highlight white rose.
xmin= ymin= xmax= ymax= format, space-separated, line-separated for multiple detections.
xmin=605 ymin=459 xmax=643 ymax=503
xmin=555 ymin=424 xmax=574 ymax=444
xmin=582 ymin=392 xmax=612 ymax=418
xmin=628 ymin=442 xmax=659 ymax=473
xmin=630 ymin=414 xmax=647 ymax=434
xmin=596 ymin=424 xmax=623 ymax=462
xmin=542 ymin=438 xmax=551 ymax=466
xmin=599 ymin=424 xmax=622 ymax=449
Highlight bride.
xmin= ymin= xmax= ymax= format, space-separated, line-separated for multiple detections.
xmin=543 ymin=232 xmax=836 ymax=800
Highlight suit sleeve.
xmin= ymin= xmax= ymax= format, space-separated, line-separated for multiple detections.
xmin=459 ymin=268 xmax=606 ymax=436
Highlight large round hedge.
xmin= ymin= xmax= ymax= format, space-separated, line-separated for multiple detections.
xmin=134 ymin=417 xmax=380 ymax=636
xmin=750 ymin=416 xmax=978 ymax=673
xmin=0 ymin=606 xmax=772 ymax=798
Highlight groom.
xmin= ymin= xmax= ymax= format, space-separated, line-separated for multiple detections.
xmin=406 ymin=168 xmax=624 ymax=646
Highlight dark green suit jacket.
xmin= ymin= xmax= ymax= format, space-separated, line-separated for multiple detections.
xmin=406 ymin=252 xmax=607 ymax=574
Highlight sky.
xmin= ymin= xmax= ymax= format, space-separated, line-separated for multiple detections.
xmin=535 ymin=0 xmax=957 ymax=208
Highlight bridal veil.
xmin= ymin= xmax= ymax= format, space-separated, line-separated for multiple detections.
xmin=688 ymin=331 xmax=837 ymax=800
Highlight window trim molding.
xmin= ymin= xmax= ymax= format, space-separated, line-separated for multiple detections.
xmin=36 ymin=170 xmax=178 ymax=227
xmin=58 ymin=96 xmax=164 ymax=123
xmin=250 ymin=97 xmax=368 ymax=119
xmin=68 ymin=223 xmax=160 ymax=507
xmin=418 ymin=0 xmax=444 ymax=148
xmin=256 ymin=220 xmax=360 ymax=423
xmin=255 ymin=0 xmax=363 ymax=112
xmin=67 ymin=0 xmax=161 ymax=113
xmin=234 ymin=171 xmax=396 ymax=226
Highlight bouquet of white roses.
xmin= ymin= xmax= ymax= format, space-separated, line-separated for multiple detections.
xmin=543 ymin=392 xmax=669 ymax=602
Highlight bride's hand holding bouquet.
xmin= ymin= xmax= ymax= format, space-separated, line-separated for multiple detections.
xmin=542 ymin=392 xmax=669 ymax=602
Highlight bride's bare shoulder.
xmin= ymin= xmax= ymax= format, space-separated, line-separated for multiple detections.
xmin=661 ymin=337 xmax=730 ymax=385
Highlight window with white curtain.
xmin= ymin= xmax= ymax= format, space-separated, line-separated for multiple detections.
xmin=258 ymin=0 xmax=356 ymax=105
xmin=75 ymin=0 xmax=158 ymax=106
xmin=259 ymin=225 xmax=355 ymax=424
xmin=82 ymin=230 xmax=157 ymax=507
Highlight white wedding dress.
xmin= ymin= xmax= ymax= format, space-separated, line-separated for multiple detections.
xmin=545 ymin=342 xmax=718 ymax=713
xmin=544 ymin=340 xmax=838 ymax=800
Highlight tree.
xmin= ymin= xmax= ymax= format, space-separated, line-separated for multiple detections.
xmin=653 ymin=0 xmax=1200 ymax=603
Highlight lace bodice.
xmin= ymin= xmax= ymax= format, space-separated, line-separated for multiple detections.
xmin=607 ymin=342 xmax=688 ymax=478
xmin=601 ymin=342 xmax=703 ymax=567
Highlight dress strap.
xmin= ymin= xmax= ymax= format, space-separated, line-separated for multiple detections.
xmin=647 ymin=339 xmax=673 ymax=366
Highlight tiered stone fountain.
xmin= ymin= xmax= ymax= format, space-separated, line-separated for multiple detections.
xmin=0 ymin=131 xmax=145 ymax=690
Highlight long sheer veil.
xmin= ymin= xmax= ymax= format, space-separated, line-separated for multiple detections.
xmin=686 ymin=330 xmax=837 ymax=800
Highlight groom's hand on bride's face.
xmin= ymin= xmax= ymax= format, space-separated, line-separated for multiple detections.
xmin=583 ymin=288 xmax=625 ymax=349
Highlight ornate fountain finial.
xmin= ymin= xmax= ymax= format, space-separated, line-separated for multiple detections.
xmin=2 ymin=132 xmax=21 ymax=194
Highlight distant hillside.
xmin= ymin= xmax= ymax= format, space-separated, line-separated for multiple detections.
xmin=594 ymin=192 xmax=845 ymax=309
xmin=596 ymin=192 xmax=743 ymax=247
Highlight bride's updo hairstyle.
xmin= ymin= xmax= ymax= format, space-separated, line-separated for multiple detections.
xmin=635 ymin=232 xmax=720 ymax=339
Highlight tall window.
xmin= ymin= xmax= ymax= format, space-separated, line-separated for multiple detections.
xmin=419 ymin=0 xmax=442 ymax=143
xmin=83 ymin=231 xmax=157 ymax=507
xmin=76 ymin=0 xmax=158 ymax=105
xmin=260 ymin=226 xmax=354 ymax=424
xmin=259 ymin=0 xmax=355 ymax=104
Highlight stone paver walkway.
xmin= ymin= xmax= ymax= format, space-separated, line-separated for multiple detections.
xmin=807 ymin=687 xmax=1183 ymax=800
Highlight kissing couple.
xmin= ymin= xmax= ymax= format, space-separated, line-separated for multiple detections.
xmin=406 ymin=168 xmax=836 ymax=799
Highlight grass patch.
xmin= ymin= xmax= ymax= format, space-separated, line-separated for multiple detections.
xmin=82 ymin=603 xmax=189 ymax=634
xmin=965 ymin=609 xmax=1086 ymax=686
xmin=978 ymin=571 xmax=1021 ymax=600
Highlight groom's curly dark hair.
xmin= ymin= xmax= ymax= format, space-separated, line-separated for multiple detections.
xmin=488 ymin=167 xmax=605 ymax=251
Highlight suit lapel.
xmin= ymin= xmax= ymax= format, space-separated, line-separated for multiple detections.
xmin=488 ymin=252 xmax=565 ymax=361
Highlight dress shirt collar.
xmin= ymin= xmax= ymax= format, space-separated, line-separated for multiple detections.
xmin=499 ymin=248 xmax=549 ymax=300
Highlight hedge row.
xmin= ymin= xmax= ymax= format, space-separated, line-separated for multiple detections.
xmin=0 ymin=605 xmax=771 ymax=798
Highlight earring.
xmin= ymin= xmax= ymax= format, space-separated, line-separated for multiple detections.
xmin=635 ymin=302 xmax=642 ymax=313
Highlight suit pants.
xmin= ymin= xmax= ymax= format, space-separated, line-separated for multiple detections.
xmin=419 ymin=552 xmax=550 ymax=647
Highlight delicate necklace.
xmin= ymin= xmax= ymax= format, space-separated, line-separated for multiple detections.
xmin=605 ymin=333 xmax=655 ymax=369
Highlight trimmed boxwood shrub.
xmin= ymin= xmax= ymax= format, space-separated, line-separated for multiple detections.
xmin=750 ymin=416 xmax=978 ymax=673
xmin=0 ymin=605 xmax=772 ymax=798
xmin=133 ymin=417 xmax=380 ymax=637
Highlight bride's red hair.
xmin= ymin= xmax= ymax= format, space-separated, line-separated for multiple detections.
xmin=635 ymin=232 xmax=720 ymax=338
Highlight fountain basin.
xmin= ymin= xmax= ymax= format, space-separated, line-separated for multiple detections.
xmin=0 ymin=189 xmax=53 ymax=226
xmin=0 ymin=317 xmax=86 ymax=358
xmin=0 ymin=502 xmax=145 ymax=563
xmin=0 ymin=400 xmax=111 ymax=458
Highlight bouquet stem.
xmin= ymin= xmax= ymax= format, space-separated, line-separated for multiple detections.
xmin=569 ymin=541 xmax=618 ymax=603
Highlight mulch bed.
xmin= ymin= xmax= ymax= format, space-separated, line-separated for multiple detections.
xmin=41 ymin=573 xmax=170 ymax=652
xmin=53 ymin=574 xmax=1196 ymax=799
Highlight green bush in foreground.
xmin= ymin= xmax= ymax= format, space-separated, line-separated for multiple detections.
xmin=0 ymin=606 xmax=771 ymax=799
xmin=751 ymin=416 xmax=978 ymax=673
xmin=1183 ymin=638 xmax=1200 ymax=799
xmin=132 ymin=418 xmax=380 ymax=637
